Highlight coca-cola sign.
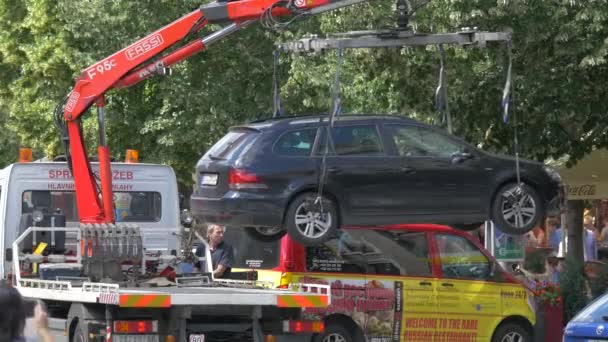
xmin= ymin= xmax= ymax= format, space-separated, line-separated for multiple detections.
xmin=567 ymin=184 xmax=597 ymax=197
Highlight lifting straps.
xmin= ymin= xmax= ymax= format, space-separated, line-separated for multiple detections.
xmin=435 ymin=44 xmax=452 ymax=133
xmin=272 ymin=50 xmax=284 ymax=118
xmin=316 ymin=47 xmax=343 ymax=209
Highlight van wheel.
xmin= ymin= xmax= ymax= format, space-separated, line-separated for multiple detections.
xmin=285 ymin=193 xmax=337 ymax=246
xmin=491 ymin=323 xmax=531 ymax=342
xmin=491 ymin=182 xmax=543 ymax=235
xmin=244 ymin=226 xmax=286 ymax=242
xmin=314 ymin=323 xmax=352 ymax=342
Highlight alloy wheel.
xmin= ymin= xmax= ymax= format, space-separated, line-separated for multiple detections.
xmin=500 ymin=331 xmax=525 ymax=342
xmin=500 ymin=185 xmax=537 ymax=229
xmin=322 ymin=333 xmax=347 ymax=342
xmin=294 ymin=201 xmax=332 ymax=239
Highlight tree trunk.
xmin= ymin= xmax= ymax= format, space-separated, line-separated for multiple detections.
xmin=566 ymin=200 xmax=585 ymax=263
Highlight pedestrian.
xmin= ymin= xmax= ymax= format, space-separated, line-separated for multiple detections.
xmin=517 ymin=251 xmax=563 ymax=285
xmin=546 ymin=217 xmax=562 ymax=252
xmin=195 ymin=224 xmax=234 ymax=279
xmin=0 ymin=281 xmax=53 ymax=342
xmin=597 ymin=217 xmax=608 ymax=260
xmin=583 ymin=215 xmax=598 ymax=262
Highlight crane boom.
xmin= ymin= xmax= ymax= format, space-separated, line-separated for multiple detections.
xmin=58 ymin=0 xmax=366 ymax=224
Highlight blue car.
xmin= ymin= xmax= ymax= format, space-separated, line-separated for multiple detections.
xmin=564 ymin=293 xmax=608 ymax=341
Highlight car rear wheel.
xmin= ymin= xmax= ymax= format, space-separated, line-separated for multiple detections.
xmin=243 ymin=226 xmax=286 ymax=242
xmin=491 ymin=182 xmax=543 ymax=235
xmin=491 ymin=323 xmax=531 ymax=342
xmin=285 ymin=192 xmax=338 ymax=246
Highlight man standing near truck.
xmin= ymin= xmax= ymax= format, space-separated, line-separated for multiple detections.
xmin=196 ymin=224 xmax=234 ymax=278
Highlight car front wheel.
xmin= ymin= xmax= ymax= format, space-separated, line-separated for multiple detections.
xmin=285 ymin=192 xmax=338 ymax=246
xmin=244 ymin=226 xmax=286 ymax=243
xmin=491 ymin=182 xmax=544 ymax=235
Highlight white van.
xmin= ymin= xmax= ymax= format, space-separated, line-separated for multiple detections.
xmin=0 ymin=161 xmax=181 ymax=278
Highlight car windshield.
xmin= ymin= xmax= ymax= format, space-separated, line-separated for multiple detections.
xmin=224 ymin=227 xmax=280 ymax=269
xmin=571 ymin=293 xmax=608 ymax=323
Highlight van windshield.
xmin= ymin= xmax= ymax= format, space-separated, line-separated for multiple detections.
xmin=224 ymin=227 xmax=280 ymax=269
xmin=21 ymin=190 xmax=162 ymax=222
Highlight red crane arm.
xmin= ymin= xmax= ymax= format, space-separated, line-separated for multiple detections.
xmin=61 ymin=0 xmax=361 ymax=224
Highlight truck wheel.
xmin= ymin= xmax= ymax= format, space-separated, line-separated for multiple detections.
xmin=491 ymin=182 xmax=543 ymax=235
xmin=284 ymin=193 xmax=337 ymax=247
xmin=244 ymin=226 xmax=286 ymax=242
xmin=314 ymin=323 xmax=352 ymax=342
xmin=491 ymin=323 xmax=531 ymax=342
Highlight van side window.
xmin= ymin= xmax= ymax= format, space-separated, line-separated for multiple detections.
xmin=306 ymin=231 xmax=375 ymax=274
xmin=347 ymin=230 xmax=431 ymax=276
xmin=436 ymin=234 xmax=491 ymax=280
xmin=274 ymin=129 xmax=317 ymax=156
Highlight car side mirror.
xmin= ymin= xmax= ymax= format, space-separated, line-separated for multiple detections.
xmin=5 ymin=248 xmax=12 ymax=262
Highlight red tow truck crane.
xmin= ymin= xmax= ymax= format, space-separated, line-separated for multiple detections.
xmin=6 ymin=1 xmax=375 ymax=341
xmin=57 ymin=0 xmax=365 ymax=228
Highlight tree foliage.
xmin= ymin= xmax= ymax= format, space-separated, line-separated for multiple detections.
xmin=0 ymin=0 xmax=607 ymax=188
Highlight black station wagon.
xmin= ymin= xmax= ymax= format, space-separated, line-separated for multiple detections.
xmin=190 ymin=115 xmax=562 ymax=246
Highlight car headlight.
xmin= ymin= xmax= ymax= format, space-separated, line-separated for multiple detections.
xmin=544 ymin=166 xmax=562 ymax=182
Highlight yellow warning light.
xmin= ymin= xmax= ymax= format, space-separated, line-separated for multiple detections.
xmin=19 ymin=147 xmax=33 ymax=163
xmin=125 ymin=149 xmax=139 ymax=163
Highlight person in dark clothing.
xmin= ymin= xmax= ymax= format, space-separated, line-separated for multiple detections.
xmin=195 ymin=224 xmax=234 ymax=278
xmin=0 ymin=281 xmax=53 ymax=342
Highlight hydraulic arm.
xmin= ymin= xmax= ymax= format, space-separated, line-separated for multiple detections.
xmin=57 ymin=0 xmax=366 ymax=224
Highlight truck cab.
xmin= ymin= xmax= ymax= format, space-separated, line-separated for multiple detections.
xmin=0 ymin=161 xmax=181 ymax=278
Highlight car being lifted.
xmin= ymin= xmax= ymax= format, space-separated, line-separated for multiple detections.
xmin=190 ymin=114 xmax=562 ymax=246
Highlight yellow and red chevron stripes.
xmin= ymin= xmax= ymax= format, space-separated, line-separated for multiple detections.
xmin=276 ymin=294 xmax=329 ymax=308
xmin=119 ymin=294 xmax=171 ymax=308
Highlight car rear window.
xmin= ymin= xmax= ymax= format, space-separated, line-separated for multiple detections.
xmin=205 ymin=129 xmax=257 ymax=160
xmin=224 ymin=227 xmax=280 ymax=269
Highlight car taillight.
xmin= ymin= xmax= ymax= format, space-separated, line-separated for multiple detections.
xmin=229 ymin=169 xmax=267 ymax=190
xmin=113 ymin=320 xmax=158 ymax=334
xmin=283 ymin=320 xmax=324 ymax=333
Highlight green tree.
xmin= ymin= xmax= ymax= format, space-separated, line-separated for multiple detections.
xmin=1 ymin=0 xmax=607 ymax=193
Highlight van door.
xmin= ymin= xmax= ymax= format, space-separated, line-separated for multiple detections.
xmin=349 ymin=229 xmax=437 ymax=342
xmin=434 ymin=233 xmax=499 ymax=341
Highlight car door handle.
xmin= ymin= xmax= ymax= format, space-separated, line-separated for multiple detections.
xmin=328 ymin=167 xmax=342 ymax=174
xmin=419 ymin=281 xmax=432 ymax=286
xmin=441 ymin=283 xmax=454 ymax=287
xmin=401 ymin=166 xmax=416 ymax=174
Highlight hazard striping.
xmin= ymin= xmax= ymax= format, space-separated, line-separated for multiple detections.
xmin=119 ymin=294 xmax=171 ymax=308
xmin=99 ymin=292 xmax=120 ymax=305
xmin=277 ymin=295 xmax=328 ymax=308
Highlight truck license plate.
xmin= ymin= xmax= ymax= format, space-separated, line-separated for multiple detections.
xmin=189 ymin=334 xmax=205 ymax=342
xmin=201 ymin=174 xmax=218 ymax=186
